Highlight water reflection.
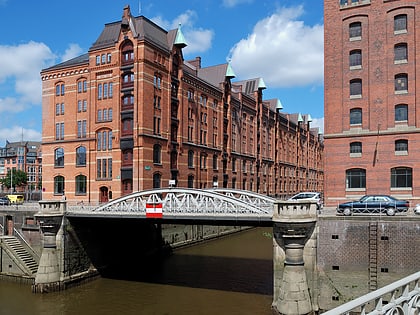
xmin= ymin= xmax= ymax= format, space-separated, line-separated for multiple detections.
xmin=0 ymin=228 xmax=273 ymax=315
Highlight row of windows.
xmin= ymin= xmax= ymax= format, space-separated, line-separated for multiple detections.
xmin=349 ymin=74 xmax=408 ymax=98
xmin=97 ymin=108 xmax=113 ymax=122
xmin=346 ymin=167 xmax=412 ymax=189
xmin=350 ymin=104 xmax=408 ymax=125
xmin=349 ymin=43 xmax=407 ymax=69
xmin=54 ymin=175 xmax=86 ymax=195
xmin=350 ymin=139 xmax=408 ymax=154
xmin=348 ymin=14 xmax=407 ymax=40
xmin=56 ymin=100 xmax=88 ymax=115
xmin=55 ymin=146 xmax=86 ymax=167
xmin=95 ymin=53 xmax=112 ymax=65
xmin=98 ymin=82 xmax=114 ymax=100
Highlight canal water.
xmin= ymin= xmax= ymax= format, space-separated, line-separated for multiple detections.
xmin=0 ymin=228 xmax=274 ymax=315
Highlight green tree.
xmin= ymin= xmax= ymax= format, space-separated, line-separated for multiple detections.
xmin=0 ymin=169 xmax=28 ymax=190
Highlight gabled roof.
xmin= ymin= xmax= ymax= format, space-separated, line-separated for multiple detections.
xmin=197 ymin=63 xmax=231 ymax=87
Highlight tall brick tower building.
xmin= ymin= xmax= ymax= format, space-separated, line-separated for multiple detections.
xmin=41 ymin=6 xmax=323 ymax=203
xmin=324 ymin=0 xmax=420 ymax=206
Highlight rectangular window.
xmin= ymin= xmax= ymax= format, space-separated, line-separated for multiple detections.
xmin=77 ymin=81 xmax=82 ymax=93
xmin=78 ymin=100 xmax=82 ymax=112
xmin=61 ymin=84 xmax=65 ymax=96
xmin=97 ymin=109 xmax=102 ymax=122
xmin=108 ymin=108 xmax=113 ymax=121
xmin=108 ymin=131 xmax=113 ymax=150
xmin=108 ymin=158 xmax=112 ymax=178
xmin=109 ymin=82 xmax=113 ymax=98
xmin=96 ymin=55 xmax=100 ymax=65
xmin=394 ymin=14 xmax=407 ymax=33
xmin=103 ymin=83 xmax=108 ymax=99
xmin=83 ymin=100 xmax=87 ymax=112
xmin=98 ymin=84 xmax=102 ymax=100
xmin=97 ymin=132 xmax=102 ymax=150
xmin=83 ymin=80 xmax=87 ymax=92
xmin=102 ymin=159 xmax=107 ymax=178
xmin=97 ymin=159 xmax=101 ymax=178
xmin=56 ymin=103 xmax=60 ymax=115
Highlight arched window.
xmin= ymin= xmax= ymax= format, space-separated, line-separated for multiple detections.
xmin=394 ymin=43 xmax=407 ymax=63
xmin=188 ymin=150 xmax=194 ymax=168
xmin=75 ymin=175 xmax=87 ymax=194
xmin=391 ymin=167 xmax=412 ymax=188
xmin=350 ymin=142 xmax=362 ymax=154
xmin=350 ymin=79 xmax=362 ymax=97
xmin=395 ymin=139 xmax=408 ymax=152
xmin=121 ymin=40 xmax=134 ymax=64
xmin=395 ymin=73 xmax=408 ymax=93
xmin=350 ymin=108 xmax=362 ymax=125
xmin=346 ymin=168 xmax=366 ymax=189
xmin=349 ymin=22 xmax=362 ymax=39
xmin=349 ymin=49 xmax=362 ymax=68
xmin=394 ymin=14 xmax=407 ymax=33
xmin=153 ymin=144 xmax=161 ymax=164
xmin=54 ymin=148 xmax=64 ymax=167
xmin=76 ymin=146 xmax=86 ymax=166
xmin=395 ymin=104 xmax=408 ymax=122
xmin=153 ymin=173 xmax=161 ymax=189
xmin=54 ymin=176 xmax=65 ymax=194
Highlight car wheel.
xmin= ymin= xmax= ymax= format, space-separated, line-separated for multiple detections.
xmin=386 ymin=207 xmax=396 ymax=216
xmin=343 ymin=207 xmax=352 ymax=216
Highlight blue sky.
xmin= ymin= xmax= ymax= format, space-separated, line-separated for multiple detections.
xmin=0 ymin=0 xmax=324 ymax=145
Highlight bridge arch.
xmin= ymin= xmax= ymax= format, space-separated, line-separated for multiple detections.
xmin=66 ymin=188 xmax=274 ymax=225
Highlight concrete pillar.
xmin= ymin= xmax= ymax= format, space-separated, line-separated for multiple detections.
xmin=272 ymin=201 xmax=317 ymax=315
xmin=32 ymin=201 xmax=65 ymax=293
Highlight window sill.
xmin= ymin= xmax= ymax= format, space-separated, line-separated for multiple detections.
xmin=394 ymin=30 xmax=407 ymax=35
xmin=394 ymin=59 xmax=407 ymax=65
xmin=395 ymin=90 xmax=408 ymax=95
xmin=350 ymin=65 xmax=362 ymax=70
xmin=345 ymin=188 xmax=366 ymax=192
xmin=350 ymin=153 xmax=362 ymax=157
xmin=395 ymin=151 xmax=408 ymax=156
xmin=390 ymin=187 xmax=412 ymax=191
xmin=350 ymin=94 xmax=362 ymax=99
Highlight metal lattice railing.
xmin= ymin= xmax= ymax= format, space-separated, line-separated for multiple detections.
xmin=66 ymin=188 xmax=274 ymax=222
xmin=322 ymin=271 xmax=420 ymax=315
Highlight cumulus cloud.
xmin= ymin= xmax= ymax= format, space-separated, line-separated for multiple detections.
xmin=151 ymin=10 xmax=214 ymax=55
xmin=61 ymin=43 xmax=83 ymax=62
xmin=311 ymin=117 xmax=324 ymax=134
xmin=229 ymin=6 xmax=323 ymax=88
xmin=0 ymin=41 xmax=56 ymax=105
xmin=0 ymin=125 xmax=41 ymax=143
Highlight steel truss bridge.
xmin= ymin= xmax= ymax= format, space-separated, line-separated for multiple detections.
xmin=66 ymin=188 xmax=276 ymax=226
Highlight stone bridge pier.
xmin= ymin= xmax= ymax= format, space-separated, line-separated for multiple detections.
xmin=272 ymin=201 xmax=317 ymax=315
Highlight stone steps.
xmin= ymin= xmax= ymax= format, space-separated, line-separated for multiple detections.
xmin=1 ymin=236 xmax=39 ymax=274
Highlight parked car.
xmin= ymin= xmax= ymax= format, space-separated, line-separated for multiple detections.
xmin=288 ymin=192 xmax=323 ymax=210
xmin=336 ymin=195 xmax=409 ymax=216
xmin=0 ymin=197 xmax=10 ymax=205
xmin=414 ymin=204 xmax=420 ymax=215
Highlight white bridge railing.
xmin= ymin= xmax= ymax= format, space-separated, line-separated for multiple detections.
xmin=322 ymin=271 xmax=420 ymax=314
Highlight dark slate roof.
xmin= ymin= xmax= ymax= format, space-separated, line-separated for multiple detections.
xmin=42 ymin=53 xmax=89 ymax=72
xmin=90 ymin=15 xmax=170 ymax=52
xmin=197 ymin=64 xmax=229 ymax=88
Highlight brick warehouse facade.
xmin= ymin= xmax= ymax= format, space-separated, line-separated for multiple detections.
xmin=41 ymin=5 xmax=323 ymax=204
xmin=324 ymin=0 xmax=420 ymax=207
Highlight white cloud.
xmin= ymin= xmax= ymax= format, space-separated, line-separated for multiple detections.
xmin=151 ymin=10 xmax=214 ymax=55
xmin=311 ymin=117 xmax=324 ymax=134
xmin=0 ymin=125 xmax=41 ymax=143
xmin=0 ymin=41 xmax=56 ymax=106
xmin=61 ymin=43 xmax=83 ymax=62
xmin=223 ymin=0 xmax=253 ymax=8
xmin=229 ymin=6 xmax=324 ymax=88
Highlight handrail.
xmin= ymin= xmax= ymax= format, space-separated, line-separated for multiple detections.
xmin=0 ymin=222 xmax=40 ymax=261
xmin=322 ymin=271 xmax=420 ymax=314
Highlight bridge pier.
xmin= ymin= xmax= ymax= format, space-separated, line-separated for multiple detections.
xmin=272 ymin=201 xmax=317 ymax=315
xmin=32 ymin=201 xmax=65 ymax=293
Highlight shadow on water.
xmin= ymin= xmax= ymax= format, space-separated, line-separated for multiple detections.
xmin=100 ymin=253 xmax=273 ymax=296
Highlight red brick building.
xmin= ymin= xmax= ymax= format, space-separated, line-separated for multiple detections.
xmin=41 ymin=6 xmax=323 ymax=204
xmin=324 ymin=0 xmax=420 ymax=206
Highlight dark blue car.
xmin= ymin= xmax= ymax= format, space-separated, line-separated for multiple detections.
xmin=336 ymin=195 xmax=409 ymax=216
